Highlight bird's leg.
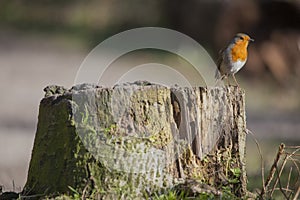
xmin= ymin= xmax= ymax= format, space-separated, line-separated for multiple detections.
xmin=232 ymin=74 xmax=239 ymax=87
xmin=215 ymin=77 xmax=220 ymax=86
xmin=215 ymin=79 xmax=220 ymax=86
xmin=215 ymin=74 xmax=226 ymax=86
xmin=225 ymin=75 xmax=230 ymax=86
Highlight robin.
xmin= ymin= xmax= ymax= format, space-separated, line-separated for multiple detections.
xmin=215 ymin=33 xmax=254 ymax=87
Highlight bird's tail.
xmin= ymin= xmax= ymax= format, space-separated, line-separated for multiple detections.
xmin=215 ymin=69 xmax=224 ymax=86
xmin=214 ymin=69 xmax=218 ymax=79
xmin=215 ymin=68 xmax=222 ymax=80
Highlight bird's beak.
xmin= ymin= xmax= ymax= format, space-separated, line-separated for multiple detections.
xmin=249 ymin=38 xmax=254 ymax=42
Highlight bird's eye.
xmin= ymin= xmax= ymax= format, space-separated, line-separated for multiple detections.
xmin=239 ymin=36 xmax=244 ymax=40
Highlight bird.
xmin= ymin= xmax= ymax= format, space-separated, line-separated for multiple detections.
xmin=215 ymin=33 xmax=254 ymax=87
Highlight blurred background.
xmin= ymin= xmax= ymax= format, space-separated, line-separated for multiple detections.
xmin=0 ymin=0 xmax=299 ymax=194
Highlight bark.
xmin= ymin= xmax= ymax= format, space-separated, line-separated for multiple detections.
xmin=23 ymin=82 xmax=247 ymax=199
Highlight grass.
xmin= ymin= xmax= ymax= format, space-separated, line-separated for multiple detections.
xmin=55 ymin=140 xmax=300 ymax=199
xmin=1 ymin=139 xmax=299 ymax=199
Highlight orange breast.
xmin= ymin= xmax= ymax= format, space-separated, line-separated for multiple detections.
xmin=231 ymin=41 xmax=248 ymax=62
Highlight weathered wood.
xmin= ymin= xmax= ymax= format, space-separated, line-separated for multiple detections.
xmin=23 ymin=82 xmax=247 ymax=199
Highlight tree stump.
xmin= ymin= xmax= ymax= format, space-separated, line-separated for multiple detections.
xmin=23 ymin=82 xmax=247 ymax=199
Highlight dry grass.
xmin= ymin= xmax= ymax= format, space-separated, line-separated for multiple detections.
xmin=247 ymin=129 xmax=300 ymax=200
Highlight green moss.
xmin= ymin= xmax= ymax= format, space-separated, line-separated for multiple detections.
xmin=24 ymin=98 xmax=91 ymax=195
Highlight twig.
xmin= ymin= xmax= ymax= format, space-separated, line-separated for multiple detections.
xmin=286 ymin=167 xmax=292 ymax=193
xmin=82 ymin=182 xmax=89 ymax=200
xmin=285 ymin=146 xmax=300 ymax=149
xmin=275 ymin=165 xmax=289 ymax=199
xmin=284 ymin=148 xmax=300 ymax=185
xmin=260 ymin=143 xmax=285 ymax=199
xmin=283 ymin=153 xmax=300 ymax=156
xmin=82 ymin=163 xmax=96 ymax=200
xmin=286 ymin=150 xmax=300 ymax=157
xmin=270 ymin=154 xmax=288 ymax=196
xmin=246 ymin=129 xmax=265 ymax=194
xmin=293 ymin=186 xmax=300 ymax=200
xmin=283 ymin=147 xmax=300 ymax=200
xmin=267 ymin=187 xmax=293 ymax=193
xmin=287 ymin=167 xmax=293 ymax=200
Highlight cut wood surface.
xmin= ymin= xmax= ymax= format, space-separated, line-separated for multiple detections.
xmin=23 ymin=82 xmax=247 ymax=199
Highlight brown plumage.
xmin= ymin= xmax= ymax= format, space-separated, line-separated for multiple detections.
xmin=215 ymin=33 xmax=254 ymax=86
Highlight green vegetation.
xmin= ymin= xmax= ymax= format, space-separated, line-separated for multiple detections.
xmin=19 ymin=138 xmax=299 ymax=200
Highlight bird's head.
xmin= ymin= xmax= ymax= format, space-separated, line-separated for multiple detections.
xmin=233 ymin=33 xmax=254 ymax=47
